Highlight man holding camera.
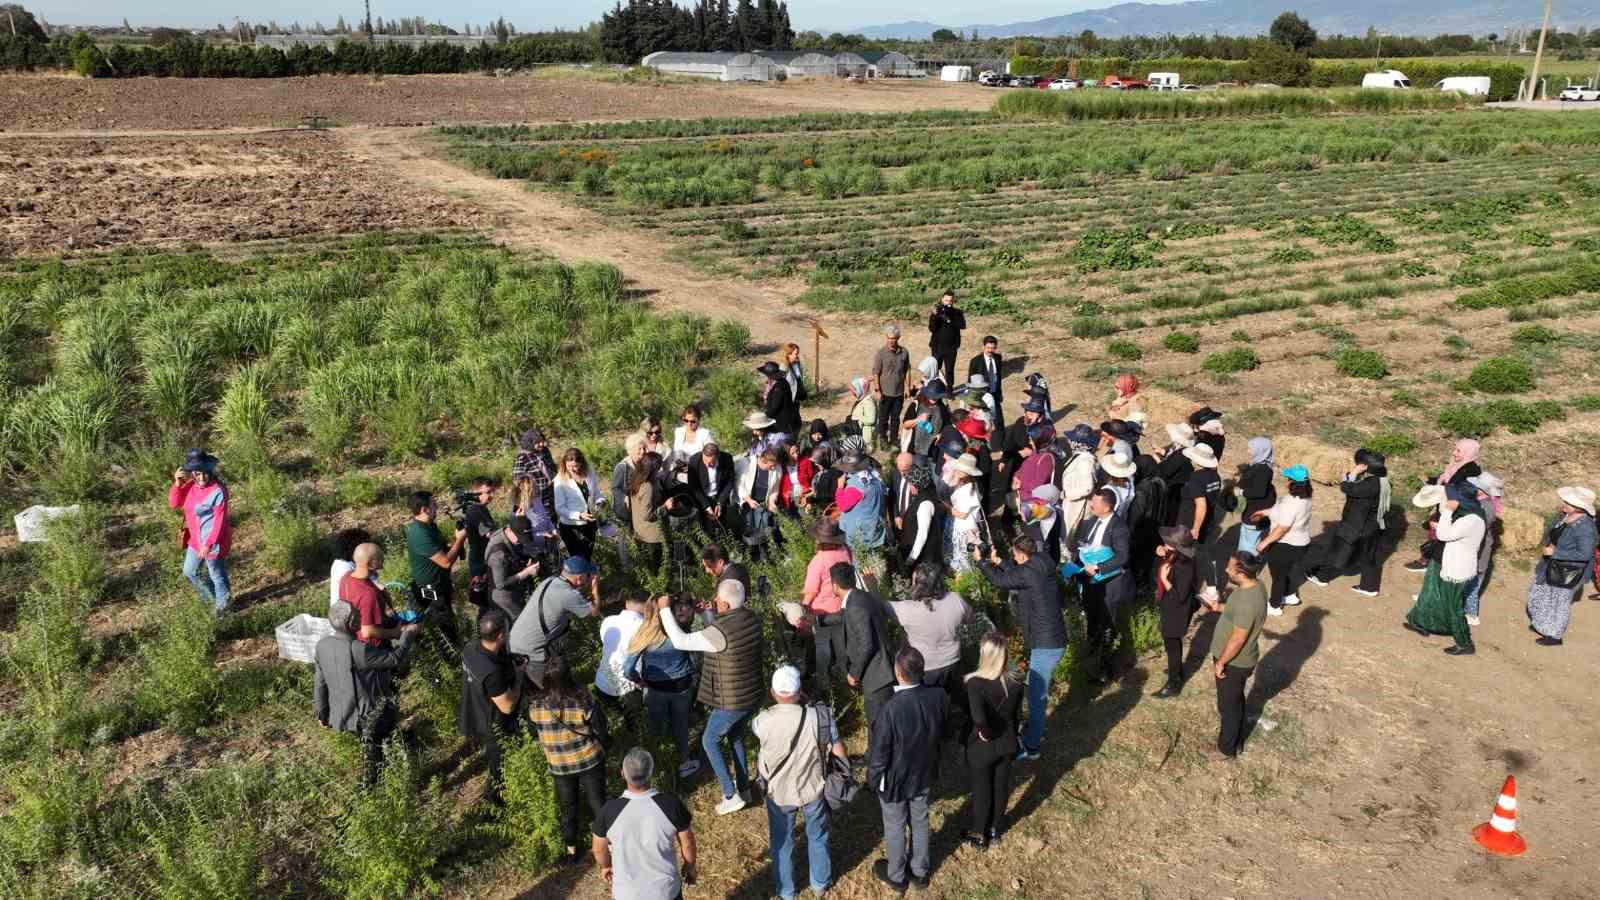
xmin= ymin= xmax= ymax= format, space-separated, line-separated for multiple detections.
xmin=975 ymin=534 xmax=1066 ymax=761
xmin=405 ymin=491 xmax=467 ymax=647
xmin=927 ymin=290 xmax=966 ymax=390
xmin=484 ymin=517 xmax=543 ymax=622
xmin=462 ymin=477 xmax=500 ymax=610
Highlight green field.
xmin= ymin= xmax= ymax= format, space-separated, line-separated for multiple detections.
xmin=1416 ymin=53 xmax=1600 ymax=82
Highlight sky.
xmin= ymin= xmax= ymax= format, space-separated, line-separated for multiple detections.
xmin=23 ymin=0 xmax=1161 ymax=33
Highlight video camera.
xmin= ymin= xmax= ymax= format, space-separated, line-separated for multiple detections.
xmin=443 ymin=488 xmax=480 ymax=518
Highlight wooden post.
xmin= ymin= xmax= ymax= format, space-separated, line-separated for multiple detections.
xmin=805 ymin=316 xmax=829 ymax=396
xmin=1527 ymin=0 xmax=1553 ymax=102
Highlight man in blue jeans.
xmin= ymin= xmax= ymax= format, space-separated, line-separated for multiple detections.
xmin=753 ymin=665 xmax=849 ymax=899
xmin=659 ymin=578 xmax=766 ymax=814
xmin=975 ymin=534 xmax=1067 ymax=761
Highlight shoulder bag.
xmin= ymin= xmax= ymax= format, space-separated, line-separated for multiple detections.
xmin=814 ymin=702 xmax=861 ymax=811
xmin=1541 ymin=523 xmax=1586 ymax=589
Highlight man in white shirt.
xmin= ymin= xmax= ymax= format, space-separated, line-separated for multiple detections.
xmin=596 ymin=594 xmax=648 ymax=724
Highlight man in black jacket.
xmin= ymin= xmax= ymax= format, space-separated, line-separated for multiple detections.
xmin=700 ymin=544 xmax=751 ymax=599
xmin=834 ymin=562 xmax=897 ymax=732
xmin=976 ymin=534 xmax=1067 ymax=761
xmin=1291 ymin=448 xmax=1389 ymax=599
xmin=1072 ymin=489 xmax=1133 ymax=685
xmin=869 ymin=646 xmax=948 ymax=893
xmin=966 ymin=334 xmax=1004 ymax=423
xmin=927 ymin=290 xmax=966 ymax=389
xmin=459 ymin=608 xmax=523 ymax=805
xmin=687 ymin=441 xmax=737 ymax=534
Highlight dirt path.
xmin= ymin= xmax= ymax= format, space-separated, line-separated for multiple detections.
xmin=339 ymin=126 xmax=885 ymax=417
xmin=343 ymin=125 xmax=1600 ymax=900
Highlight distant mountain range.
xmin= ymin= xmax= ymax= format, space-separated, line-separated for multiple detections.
xmin=849 ymin=1 xmax=1600 ymax=39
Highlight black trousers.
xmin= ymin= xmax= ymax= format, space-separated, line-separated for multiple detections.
xmin=558 ymin=522 xmax=597 ymax=562
xmin=1083 ymin=583 xmax=1115 ymax=649
xmin=1215 ymin=664 xmax=1253 ymax=756
xmin=1264 ymin=542 xmax=1308 ymax=608
xmin=1162 ymin=638 xmax=1184 ymax=685
xmin=1299 ymin=534 xmax=1381 ymax=593
xmin=360 ymin=703 xmax=400 ymax=787
xmin=863 ymin=683 xmax=894 ymax=736
xmin=554 ymin=766 xmax=608 ymax=848
xmin=933 ymin=352 xmax=958 ymax=388
xmin=878 ymin=395 xmax=905 ymax=446
xmin=966 ymin=736 xmax=1013 ymax=835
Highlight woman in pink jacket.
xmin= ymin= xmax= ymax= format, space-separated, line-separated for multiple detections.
xmin=801 ymin=518 xmax=854 ymax=690
xmin=169 ymin=449 xmax=233 ymax=615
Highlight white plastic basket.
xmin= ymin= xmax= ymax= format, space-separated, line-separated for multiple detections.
xmin=275 ymin=613 xmax=335 ymax=664
xmin=13 ymin=504 xmax=82 ymax=543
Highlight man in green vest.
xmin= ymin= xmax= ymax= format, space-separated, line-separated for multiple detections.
xmin=659 ymin=578 xmax=766 ymax=815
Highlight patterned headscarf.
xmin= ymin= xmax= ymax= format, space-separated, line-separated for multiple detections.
xmin=1114 ymin=374 xmax=1139 ymax=397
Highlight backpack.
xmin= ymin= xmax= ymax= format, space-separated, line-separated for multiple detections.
xmin=1130 ymin=474 xmax=1168 ymax=531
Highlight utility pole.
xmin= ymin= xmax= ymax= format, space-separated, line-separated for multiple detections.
xmin=1526 ymin=0 xmax=1552 ymax=101
xmin=8 ymin=7 xmax=18 ymax=38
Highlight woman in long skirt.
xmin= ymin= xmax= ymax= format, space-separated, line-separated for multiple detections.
xmin=1526 ymin=486 xmax=1599 ymax=647
xmin=1403 ymin=486 xmax=1485 ymax=656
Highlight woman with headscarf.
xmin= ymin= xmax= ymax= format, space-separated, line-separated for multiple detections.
xmin=1058 ymin=425 xmax=1100 ymax=542
xmin=1403 ymin=484 xmax=1487 ymax=656
xmin=1405 ymin=438 xmax=1483 ymax=573
xmin=1013 ymin=423 xmax=1056 ymax=509
xmin=1294 ymin=448 xmax=1390 ymax=598
xmin=1236 ymin=437 xmax=1278 ymax=554
xmin=170 ymin=449 xmax=232 ymax=615
xmin=1461 ymin=473 xmax=1502 ymax=627
xmin=1526 ymin=486 xmax=1599 ymax=646
xmin=847 ymin=377 xmax=879 ymax=453
xmin=1107 ymin=373 xmax=1144 ymax=422
xmin=1256 ymin=465 xmax=1314 ymax=614
xmin=1152 ymin=525 xmax=1198 ymax=699
xmin=758 ymin=361 xmax=800 ymax=439
xmin=902 ymin=380 xmax=949 ymax=460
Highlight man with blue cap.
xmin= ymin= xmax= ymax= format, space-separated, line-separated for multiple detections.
xmin=509 ymin=555 xmax=602 ymax=688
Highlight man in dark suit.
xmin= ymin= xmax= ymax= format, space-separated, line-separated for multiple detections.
xmin=967 ymin=334 xmax=1005 ymax=423
xmin=868 ymin=645 xmax=948 ymax=893
xmin=885 ymin=451 xmax=915 ymax=545
xmin=927 ymin=290 xmax=967 ymax=389
xmin=687 ymin=441 xmax=737 ymax=534
xmin=700 ymin=543 xmax=750 ymax=598
xmin=833 ymin=562 xmax=896 ymax=731
xmin=1073 ymin=488 xmax=1133 ymax=684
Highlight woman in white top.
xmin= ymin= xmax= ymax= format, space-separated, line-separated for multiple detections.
xmin=1257 ymin=465 xmax=1315 ymax=613
xmin=328 ymin=527 xmax=375 ymax=606
xmin=946 ymin=455 xmax=986 ymax=573
xmin=1404 ymin=487 xmax=1487 ymax=655
xmin=671 ymin=403 xmax=715 ymax=463
xmin=553 ymin=447 xmax=602 ymax=560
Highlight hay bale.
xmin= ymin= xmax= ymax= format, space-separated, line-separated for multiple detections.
xmin=1273 ymin=435 xmax=1351 ymax=486
xmin=1498 ymin=507 xmax=1549 ymax=554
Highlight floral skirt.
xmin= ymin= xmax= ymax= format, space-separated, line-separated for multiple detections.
xmin=1527 ymin=561 xmax=1582 ymax=639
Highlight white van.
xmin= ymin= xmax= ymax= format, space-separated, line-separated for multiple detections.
xmin=1362 ymin=70 xmax=1412 ymax=89
xmin=941 ymin=65 xmax=972 ymax=83
xmin=1436 ymin=76 xmax=1491 ymax=96
xmin=1148 ymin=72 xmax=1180 ymax=91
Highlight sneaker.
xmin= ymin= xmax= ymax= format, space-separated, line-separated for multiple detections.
xmin=1014 ymin=748 xmax=1040 ymax=762
xmin=1281 ymin=594 xmax=1302 ymax=606
xmin=1350 ymin=587 xmax=1378 ymax=598
xmin=1304 ymin=575 xmax=1329 ymax=587
xmin=1403 ymin=559 xmax=1429 ymax=573
xmin=715 ymin=793 xmax=748 ymax=816
xmin=677 ymin=759 xmax=702 ymax=779
xmin=1267 ymin=605 xmax=1284 ymax=617
xmin=1534 ymin=636 xmax=1563 ymax=647
xmin=1465 ymin=614 xmax=1481 ymax=627
xmin=962 ymin=831 xmax=989 ymax=851
xmin=872 ymin=859 xmax=908 ymax=894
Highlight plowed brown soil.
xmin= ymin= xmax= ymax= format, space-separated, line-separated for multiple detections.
xmin=0 ymin=130 xmax=480 ymax=256
xmin=0 ymin=72 xmax=994 ymax=132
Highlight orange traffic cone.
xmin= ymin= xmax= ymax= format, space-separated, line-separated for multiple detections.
xmin=1472 ymin=775 xmax=1527 ymax=856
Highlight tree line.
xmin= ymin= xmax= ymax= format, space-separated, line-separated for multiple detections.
xmin=599 ymin=0 xmax=795 ymax=64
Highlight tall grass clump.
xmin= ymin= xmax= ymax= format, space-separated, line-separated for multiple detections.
xmin=135 ymin=597 xmax=220 ymax=736
xmin=125 ymin=772 xmax=269 ymax=899
xmin=490 ymin=733 xmax=567 ymax=875
xmin=1465 ymin=356 xmax=1535 ymax=394
xmin=1201 ymin=347 xmax=1261 ymax=374
xmin=326 ymin=742 xmax=456 ymax=900
xmin=213 ymin=364 xmax=277 ymax=472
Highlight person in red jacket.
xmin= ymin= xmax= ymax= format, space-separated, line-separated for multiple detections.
xmin=169 ymin=449 xmax=233 ymax=615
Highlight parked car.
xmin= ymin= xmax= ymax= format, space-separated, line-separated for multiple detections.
xmin=1047 ymin=78 xmax=1079 ymax=91
xmin=1178 ymin=83 xmax=1201 ymax=91
xmin=1559 ymin=84 xmax=1600 ymax=101
xmin=978 ymin=70 xmax=1000 ymax=86
xmin=1013 ymin=75 xmax=1040 ymax=88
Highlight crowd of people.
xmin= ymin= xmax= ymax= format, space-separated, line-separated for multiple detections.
xmin=161 ymin=291 xmax=1600 ymax=898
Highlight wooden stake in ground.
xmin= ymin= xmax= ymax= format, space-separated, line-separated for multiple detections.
xmin=1527 ymin=0 xmax=1553 ymax=101
xmin=806 ymin=316 xmax=829 ymax=396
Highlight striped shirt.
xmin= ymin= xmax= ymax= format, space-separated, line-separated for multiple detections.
xmin=528 ymin=699 xmax=605 ymax=775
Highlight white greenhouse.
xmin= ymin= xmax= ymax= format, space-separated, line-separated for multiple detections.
xmin=759 ymin=50 xmax=838 ymax=78
xmin=640 ymin=51 xmax=779 ymax=82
